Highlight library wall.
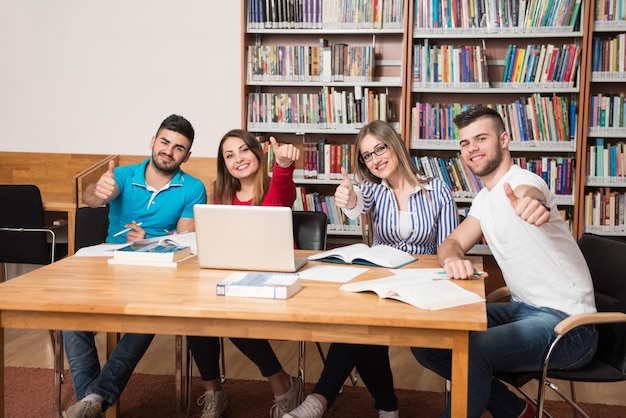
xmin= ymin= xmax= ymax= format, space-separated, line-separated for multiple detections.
xmin=0 ymin=1 xmax=242 ymax=158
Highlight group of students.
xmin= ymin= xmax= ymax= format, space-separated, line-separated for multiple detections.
xmin=62 ymin=106 xmax=598 ymax=418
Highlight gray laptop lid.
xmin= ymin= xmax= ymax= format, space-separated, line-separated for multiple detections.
xmin=193 ymin=204 xmax=307 ymax=272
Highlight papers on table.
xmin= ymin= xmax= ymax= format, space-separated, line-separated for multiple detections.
xmin=299 ymin=264 xmax=369 ymax=283
xmin=73 ymin=243 xmax=126 ymax=256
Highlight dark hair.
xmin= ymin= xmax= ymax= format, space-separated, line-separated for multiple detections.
xmin=453 ymin=106 xmax=505 ymax=134
xmin=215 ymin=129 xmax=269 ymax=205
xmin=354 ymin=120 xmax=428 ymax=187
xmin=156 ymin=114 xmax=195 ymax=148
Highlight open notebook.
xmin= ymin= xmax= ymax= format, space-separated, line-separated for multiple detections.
xmin=193 ymin=204 xmax=307 ymax=272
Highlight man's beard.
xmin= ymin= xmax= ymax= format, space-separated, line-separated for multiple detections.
xmin=152 ymin=153 xmax=181 ymax=175
xmin=468 ymin=147 xmax=502 ymax=177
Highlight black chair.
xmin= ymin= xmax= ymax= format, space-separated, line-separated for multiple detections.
xmin=495 ymin=233 xmax=626 ymax=418
xmin=0 ymin=184 xmax=68 ymax=418
xmin=293 ymin=210 xmax=328 ymax=251
xmin=74 ymin=206 xmax=110 ymax=251
xmin=73 ymin=206 xmax=189 ymax=412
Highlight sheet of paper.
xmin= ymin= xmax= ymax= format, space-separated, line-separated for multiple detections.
xmin=73 ymin=243 xmax=126 ymax=257
xmin=299 ymin=264 xmax=369 ymax=283
xmin=390 ymin=268 xmax=447 ymax=280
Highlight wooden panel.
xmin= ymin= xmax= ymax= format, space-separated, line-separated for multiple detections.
xmin=0 ymin=152 xmax=110 ymax=206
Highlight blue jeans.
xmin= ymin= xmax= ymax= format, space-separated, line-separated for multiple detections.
xmin=62 ymin=331 xmax=154 ymax=409
xmin=412 ymin=302 xmax=598 ymax=418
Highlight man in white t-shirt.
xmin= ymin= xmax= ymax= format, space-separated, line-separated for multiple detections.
xmin=412 ymin=106 xmax=598 ymax=418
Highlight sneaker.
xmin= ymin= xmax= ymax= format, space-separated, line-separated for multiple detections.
xmin=197 ymin=390 xmax=228 ymax=418
xmin=270 ymin=376 xmax=303 ymax=417
xmin=379 ymin=410 xmax=399 ymax=418
xmin=282 ymin=394 xmax=325 ymax=418
xmin=61 ymin=400 xmax=104 ymax=418
xmin=518 ymin=402 xmax=537 ymax=418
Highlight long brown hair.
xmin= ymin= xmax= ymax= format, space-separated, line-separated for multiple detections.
xmin=214 ymin=129 xmax=269 ymax=205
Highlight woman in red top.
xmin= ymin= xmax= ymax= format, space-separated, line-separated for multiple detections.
xmin=188 ymin=129 xmax=302 ymax=418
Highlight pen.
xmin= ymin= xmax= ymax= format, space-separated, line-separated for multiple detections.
xmin=113 ymin=222 xmax=143 ymax=237
xmin=435 ymin=271 xmax=485 ymax=280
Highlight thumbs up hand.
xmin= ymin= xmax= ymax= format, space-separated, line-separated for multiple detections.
xmin=93 ymin=160 xmax=118 ymax=201
xmin=334 ymin=167 xmax=357 ymax=209
xmin=504 ymin=182 xmax=550 ymax=226
xmin=270 ymin=136 xmax=300 ymax=168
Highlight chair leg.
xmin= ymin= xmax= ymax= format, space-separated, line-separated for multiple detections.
xmin=175 ymin=335 xmax=183 ymax=412
xmin=185 ymin=343 xmax=193 ymax=416
xmin=298 ymin=341 xmax=306 ymax=384
xmin=219 ymin=337 xmax=226 ymax=383
xmin=50 ymin=329 xmax=64 ymax=418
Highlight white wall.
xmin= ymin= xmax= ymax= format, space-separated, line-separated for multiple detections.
xmin=0 ymin=1 xmax=241 ymax=157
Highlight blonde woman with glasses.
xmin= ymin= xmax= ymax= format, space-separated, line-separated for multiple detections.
xmin=285 ymin=120 xmax=458 ymax=418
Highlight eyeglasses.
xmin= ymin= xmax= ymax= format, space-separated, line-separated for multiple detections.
xmin=359 ymin=143 xmax=389 ymax=163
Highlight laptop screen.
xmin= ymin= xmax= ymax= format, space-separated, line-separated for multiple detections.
xmin=193 ymin=204 xmax=305 ymax=272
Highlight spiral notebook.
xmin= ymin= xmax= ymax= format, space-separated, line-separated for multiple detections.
xmin=193 ymin=204 xmax=307 ymax=272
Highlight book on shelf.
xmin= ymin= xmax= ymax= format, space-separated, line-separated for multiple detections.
xmin=308 ymin=243 xmax=417 ymax=268
xmin=340 ymin=274 xmax=485 ymax=310
xmin=216 ymin=272 xmax=302 ymax=299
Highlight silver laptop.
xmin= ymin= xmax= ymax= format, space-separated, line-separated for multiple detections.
xmin=193 ymin=204 xmax=307 ymax=272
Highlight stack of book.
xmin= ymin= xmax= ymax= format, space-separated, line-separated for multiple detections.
xmin=107 ymin=235 xmax=196 ymax=267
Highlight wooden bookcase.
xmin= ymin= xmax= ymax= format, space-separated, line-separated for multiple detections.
xmin=241 ymin=0 xmax=606 ymax=241
xmin=406 ymin=0 xmax=589 ymax=239
xmin=575 ymin=0 xmax=626 ymax=238
xmin=241 ymin=0 xmax=408 ymax=242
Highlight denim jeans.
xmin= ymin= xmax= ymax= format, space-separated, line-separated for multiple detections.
xmin=412 ymin=301 xmax=598 ymax=418
xmin=62 ymin=331 xmax=154 ymax=409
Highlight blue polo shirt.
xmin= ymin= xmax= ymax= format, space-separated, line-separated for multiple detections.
xmin=106 ymin=158 xmax=207 ymax=243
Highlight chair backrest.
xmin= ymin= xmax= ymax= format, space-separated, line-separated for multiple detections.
xmin=292 ymin=211 xmax=327 ymax=251
xmin=74 ymin=206 xmax=110 ymax=251
xmin=578 ymin=233 xmax=626 ymax=375
xmin=0 ymin=184 xmax=52 ymax=265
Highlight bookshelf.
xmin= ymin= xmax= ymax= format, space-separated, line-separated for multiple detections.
xmin=242 ymin=0 xmax=408 ymax=240
xmin=405 ymin=0 xmax=588 ymax=235
xmin=577 ymin=0 xmax=626 ymax=237
xmin=242 ymin=0 xmax=601 ymax=242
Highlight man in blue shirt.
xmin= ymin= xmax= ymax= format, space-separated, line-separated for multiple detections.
xmin=62 ymin=114 xmax=207 ymax=418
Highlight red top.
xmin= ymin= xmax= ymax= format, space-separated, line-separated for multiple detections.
xmin=216 ymin=161 xmax=296 ymax=207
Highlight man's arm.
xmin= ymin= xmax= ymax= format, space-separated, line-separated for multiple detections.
xmin=176 ymin=218 xmax=196 ymax=233
xmin=83 ymin=160 xmax=120 ymax=208
xmin=438 ymin=215 xmax=485 ymax=280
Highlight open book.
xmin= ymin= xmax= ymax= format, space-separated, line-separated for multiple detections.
xmin=307 ymin=243 xmax=416 ymax=268
xmin=340 ymin=273 xmax=484 ymax=310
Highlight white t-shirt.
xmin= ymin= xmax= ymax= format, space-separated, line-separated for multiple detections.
xmin=468 ymin=165 xmax=596 ymax=316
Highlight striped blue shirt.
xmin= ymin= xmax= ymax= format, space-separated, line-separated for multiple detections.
xmin=344 ymin=177 xmax=458 ymax=255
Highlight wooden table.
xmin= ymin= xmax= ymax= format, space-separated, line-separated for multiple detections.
xmin=0 ymin=252 xmax=486 ymax=417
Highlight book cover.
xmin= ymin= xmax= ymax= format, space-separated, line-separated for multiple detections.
xmin=113 ymin=240 xmax=191 ymax=263
xmin=340 ymin=273 xmax=484 ymax=310
xmin=308 ymin=243 xmax=416 ymax=269
xmin=216 ymin=272 xmax=301 ymax=299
